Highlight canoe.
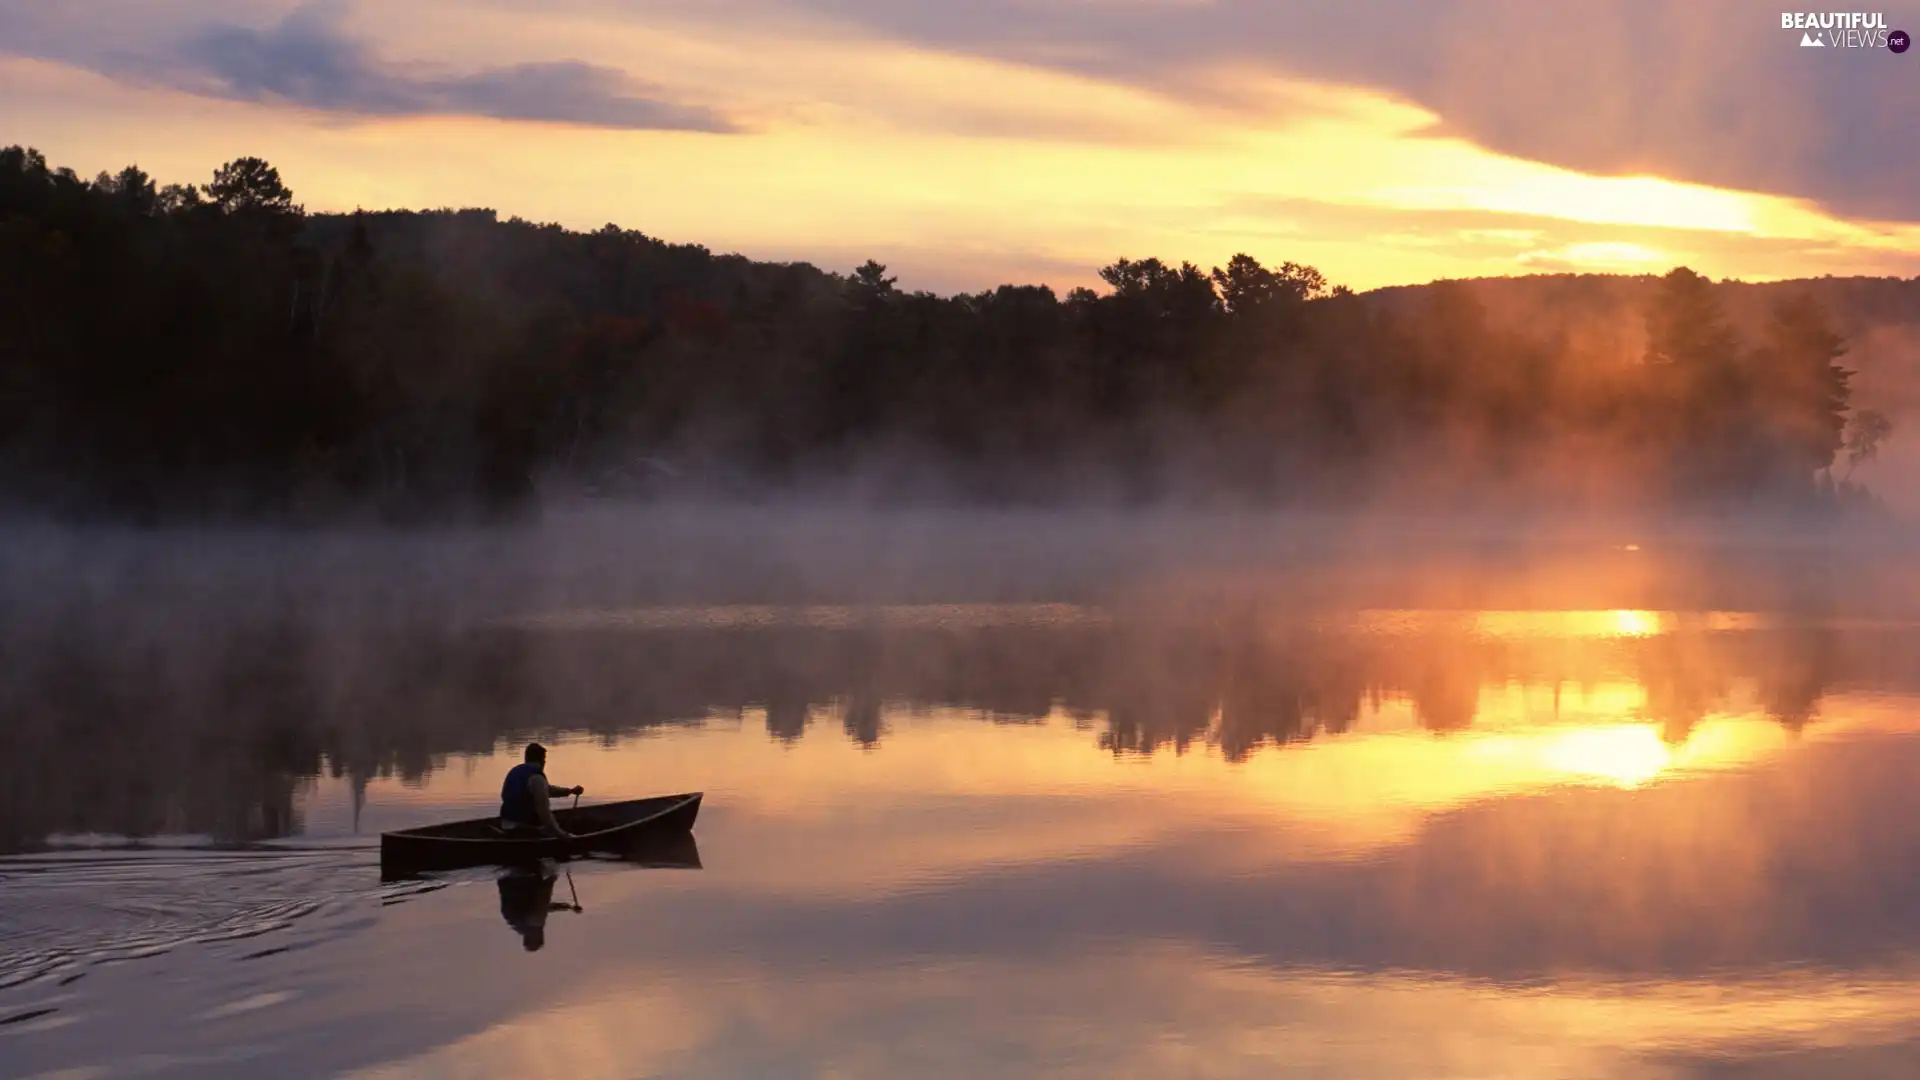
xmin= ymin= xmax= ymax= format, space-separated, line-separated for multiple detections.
xmin=380 ymin=792 xmax=702 ymax=874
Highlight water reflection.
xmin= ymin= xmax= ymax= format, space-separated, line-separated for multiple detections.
xmin=3 ymin=600 xmax=1912 ymax=851
xmin=15 ymin=707 xmax=1920 ymax=1080
xmin=11 ymin=590 xmax=1920 ymax=1077
xmin=497 ymin=862 xmax=581 ymax=952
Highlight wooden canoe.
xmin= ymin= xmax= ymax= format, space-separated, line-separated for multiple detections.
xmin=380 ymin=792 xmax=701 ymax=874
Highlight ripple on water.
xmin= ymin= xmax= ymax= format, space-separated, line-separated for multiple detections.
xmin=0 ymin=848 xmax=445 ymax=994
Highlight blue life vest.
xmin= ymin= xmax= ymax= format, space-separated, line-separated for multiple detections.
xmin=500 ymin=762 xmax=544 ymax=825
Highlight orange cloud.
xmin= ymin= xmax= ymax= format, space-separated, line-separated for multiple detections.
xmin=4 ymin=2 xmax=1915 ymax=291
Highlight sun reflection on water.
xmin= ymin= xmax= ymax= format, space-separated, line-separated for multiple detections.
xmin=1472 ymin=609 xmax=1667 ymax=639
xmin=1343 ymin=608 xmax=1705 ymax=640
xmin=1528 ymin=723 xmax=1673 ymax=788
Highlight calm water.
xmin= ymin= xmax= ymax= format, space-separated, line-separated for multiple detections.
xmin=7 ymin=529 xmax=1920 ymax=1079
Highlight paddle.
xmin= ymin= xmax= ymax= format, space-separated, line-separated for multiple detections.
xmin=562 ymin=791 xmax=587 ymax=862
xmin=565 ymin=868 xmax=583 ymax=913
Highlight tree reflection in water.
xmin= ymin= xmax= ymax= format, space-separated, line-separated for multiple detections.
xmin=1 ymin=594 xmax=1902 ymax=853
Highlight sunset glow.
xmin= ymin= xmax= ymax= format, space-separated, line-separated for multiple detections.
xmin=4 ymin=2 xmax=1917 ymax=291
xmin=7 ymin=5 xmax=1919 ymax=1069
xmin=1468 ymin=609 xmax=1668 ymax=639
xmin=1531 ymin=724 xmax=1674 ymax=788
xmin=311 ymin=686 xmax=1901 ymax=883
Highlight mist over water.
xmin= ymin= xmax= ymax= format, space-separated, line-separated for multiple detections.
xmin=7 ymin=501 xmax=1920 ymax=850
xmin=8 ymin=7 xmax=1920 ymax=1074
xmin=8 ymin=504 xmax=1920 ymax=1078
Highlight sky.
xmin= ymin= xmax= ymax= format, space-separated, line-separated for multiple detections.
xmin=1 ymin=0 xmax=1916 ymax=293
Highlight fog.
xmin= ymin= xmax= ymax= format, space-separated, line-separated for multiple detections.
xmin=10 ymin=148 xmax=1918 ymax=526
xmin=8 ymin=500 xmax=1920 ymax=621
xmin=6 ymin=501 xmax=1920 ymax=850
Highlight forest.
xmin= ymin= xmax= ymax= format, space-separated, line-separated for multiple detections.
xmin=0 ymin=147 xmax=1902 ymax=521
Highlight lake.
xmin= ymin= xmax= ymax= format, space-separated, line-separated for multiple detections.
xmin=6 ymin=514 xmax=1920 ymax=1079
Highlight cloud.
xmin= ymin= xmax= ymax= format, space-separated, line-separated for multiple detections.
xmin=431 ymin=60 xmax=733 ymax=132
xmin=3 ymin=0 xmax=1911 ymax=292
xmin=17 ymin=2 xmax=740 ymax=133
xmin=606 ymin=0 xmax=1918 ymax=223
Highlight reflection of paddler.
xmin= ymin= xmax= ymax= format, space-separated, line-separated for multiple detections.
xmin=497 ymin=860 xmax=580 ymax=952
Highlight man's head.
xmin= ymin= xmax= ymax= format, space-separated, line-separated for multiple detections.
xmin=521 ymin=926 xmax=545 ymax=952
xmin=524 ymin=742 xmax=547 ymax=765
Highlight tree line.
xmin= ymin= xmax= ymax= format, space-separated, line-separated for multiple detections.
xmin=0 ymin=148 xmax=1893 ymax=520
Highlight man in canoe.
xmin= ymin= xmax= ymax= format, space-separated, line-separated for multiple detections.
xmin=500 ymin=742 xmax=585 ymax=839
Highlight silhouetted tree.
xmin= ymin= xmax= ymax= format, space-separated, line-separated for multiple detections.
xmin=0 ymin=146 xmax=1898 ymax=519
xmin=1842 ymin=409 xmax=1893 ymax=482
xmin=206 ymin=156 xmax=300 ymax=216
xmin=1750 ymin=294 xmax=1851 ymax=486
xmin=851 ymin=259 xmax=897 ymax=296
xmin=1644 ymin=268 xmax=1750 ymax=492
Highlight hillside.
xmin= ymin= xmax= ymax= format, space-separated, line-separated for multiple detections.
xmin=2 ymin=146 xmax=1913 ymax=520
